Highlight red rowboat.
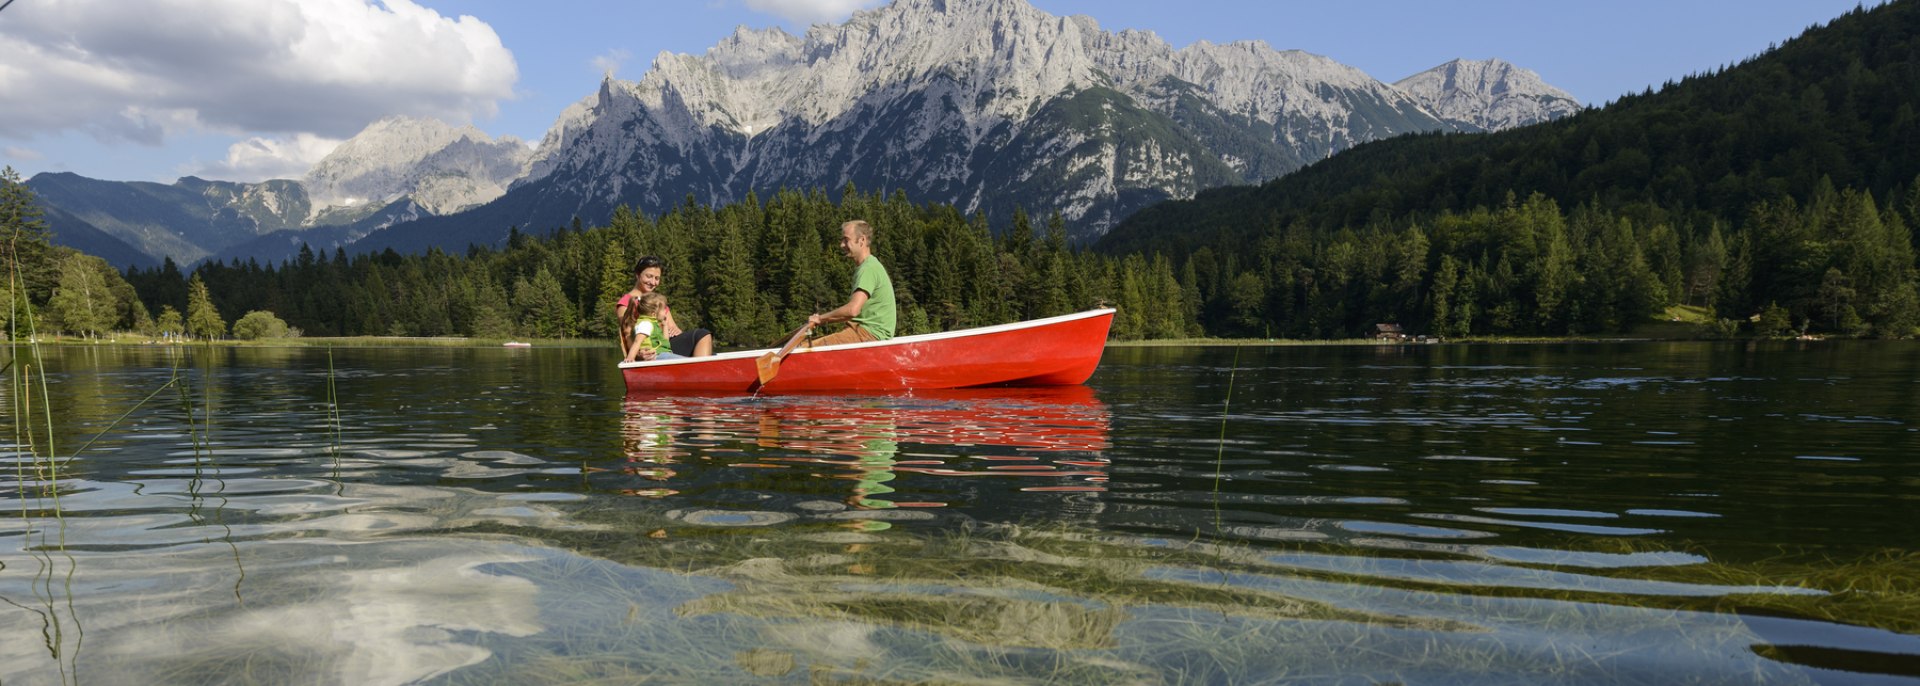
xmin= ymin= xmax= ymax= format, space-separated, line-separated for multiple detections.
xmin=619 ymin=308 xmax=1114 ymax=393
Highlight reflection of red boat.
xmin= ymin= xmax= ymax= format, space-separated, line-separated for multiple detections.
xmin=625 ymin=385 xmax=1111 ymax=453
xmin=619 ymin=309 xmax=1114 ymax=393
xmin=618 ymin=386 xmax=1113 ymax=502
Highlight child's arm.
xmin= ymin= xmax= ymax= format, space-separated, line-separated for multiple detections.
xmin=625 ymin=321 xmax=658 ymax=362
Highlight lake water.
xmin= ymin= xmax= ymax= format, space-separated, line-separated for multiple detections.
xmin=3 ymin=341 xmax=1918 ymax=684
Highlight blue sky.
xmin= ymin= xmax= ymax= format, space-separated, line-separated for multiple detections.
xmin=0 ymin=0 xmax=1875 ymax=185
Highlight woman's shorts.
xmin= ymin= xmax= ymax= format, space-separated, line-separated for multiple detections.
xmin=669 ymin=328 xmax=711 ymax=357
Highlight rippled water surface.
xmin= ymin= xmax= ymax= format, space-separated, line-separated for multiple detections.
xmin=4 ymin=342 xmax=1919 ymax=684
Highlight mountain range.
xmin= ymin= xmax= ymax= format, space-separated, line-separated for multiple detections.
xmin=29 ymin=0 xmax=1579 ymax=269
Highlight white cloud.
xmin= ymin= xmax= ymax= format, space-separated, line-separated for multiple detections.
xmin=743 ymin=0 xmax=883 ymax=25
xmin=4 ymin=147 xmax=44 ymax=162
xmin=192 ymin=133 xmax=343 ymax=182
xmin=0 ymin=0 xmax=517 ymax=145
xmin=592 ymin=49 xmax=632 ymax=78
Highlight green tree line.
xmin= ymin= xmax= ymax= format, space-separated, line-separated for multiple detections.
xmin=12 ymin=163 xmax=1916 ymax=345
xmin=109 ymin=187 xmax=1198 ymax=345
xmin=3 ymin=166 xmax=161 ymax=340
xmin=1172 ymin=182 xmax=1918 ymax=338
xmin=1098 ymin=1 xmax=1920 ymax=338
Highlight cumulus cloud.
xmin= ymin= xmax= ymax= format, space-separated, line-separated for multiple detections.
xmin=4 ymin=147 xmax=44 ymax=162
xmin=743 ymin=0 xmax=884 ymax=25
xmin=0 ymin=0 xmax=517 ymax=146
xmin=193 ymin=133 xmax=344 ymax=182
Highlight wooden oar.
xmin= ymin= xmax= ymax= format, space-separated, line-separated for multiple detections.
xmin=754 ymin=323 xmax=813 ymax=388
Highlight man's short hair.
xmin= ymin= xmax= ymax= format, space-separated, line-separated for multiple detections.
xmin=844 ymin=220 xmax=874 ymax=243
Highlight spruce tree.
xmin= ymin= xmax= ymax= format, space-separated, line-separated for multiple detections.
xmin=1 ymin=166 xmax=54 ymax=330
xmin=185 ymin=274 xmax=226 ymax=340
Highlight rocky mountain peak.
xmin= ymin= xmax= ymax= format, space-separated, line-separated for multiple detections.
xmin=1392 ymin=58 xmax=1582 ymax=131
xmin=303 ymin=115 xmax=534 ymax=216
xmin=29 ymin=0 xmax=1587 ymax=269
xmin=495 ymin=0 xmax=1579 ymax=243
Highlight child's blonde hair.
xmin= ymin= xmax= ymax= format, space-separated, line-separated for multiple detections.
xmin=636 ymin=292 xmax=667 ymax=317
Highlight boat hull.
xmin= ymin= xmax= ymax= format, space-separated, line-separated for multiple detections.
xmin=619 ymin=309 xmax=1114 ymax=393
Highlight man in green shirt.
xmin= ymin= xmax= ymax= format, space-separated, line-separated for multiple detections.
xmin=807 ymin=219 xmax=895 ymax=346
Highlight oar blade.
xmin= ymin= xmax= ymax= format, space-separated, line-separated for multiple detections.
xmin=755 ymin=351 xmax=781 ymax=385
xmin=753 ymin=323 xmax=812 ymax=389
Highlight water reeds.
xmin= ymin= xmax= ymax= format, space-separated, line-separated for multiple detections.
xmin=1212 ymin=346 xmax=1239 ymax=533
xmin=4 ymin=274 xmax=82 ymax=685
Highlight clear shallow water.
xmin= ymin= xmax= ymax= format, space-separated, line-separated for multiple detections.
xmin=3 ymin=342 xmax=1918 ymax=684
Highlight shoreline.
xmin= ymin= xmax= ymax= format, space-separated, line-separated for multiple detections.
xmin=8 ymin=333 xmax=1865 ymax=350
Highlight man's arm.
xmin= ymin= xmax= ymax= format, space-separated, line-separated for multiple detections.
xmin=809 ymin=290 xmax=869 ymax=327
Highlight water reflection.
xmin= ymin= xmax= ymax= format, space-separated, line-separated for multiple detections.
xmin=7 ymin=343 xmax=1920 ymax=683
xmin=614 ymin=387 xmax=1112 ymax=512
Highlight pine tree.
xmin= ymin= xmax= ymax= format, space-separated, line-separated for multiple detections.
xmin=513 ymin=267 xmax=576 ymax=338
xmin=155 ymin=305 xmax=184 ymax=337
xmin=1 ymin=166 xmax=55 ymax=333
xmin=185 ymin=274 xmax=226 ymax=339
xmin=704 ymin=219 xmax=773 ymax=345
xmin=594 ymin=237 xmax=633 ymax=336
xmin=1430 ymin=254 xmax=1458 ymax=336
xmin=468 ymin=279 xmax=515 ymax=338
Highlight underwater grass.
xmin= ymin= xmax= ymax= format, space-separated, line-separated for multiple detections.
xmin=436 ymin=510 xmax=1862 ymax=684
xmin=469 ymin=497 xmax=1920 ymax=666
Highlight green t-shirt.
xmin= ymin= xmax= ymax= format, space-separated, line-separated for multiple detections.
xmin=634 ymin=317 xmax=670 ymax=354
xmin=852 ymin=255 xmax=895 ymax=340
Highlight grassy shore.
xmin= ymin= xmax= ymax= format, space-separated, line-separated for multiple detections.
xmin=1110 ymin=307 xmax=1723 ymax=347
xmin=17 ymin=305 xmax=1839 ymax=349
xmin=18 ymin=334 xmax=613 ymax=348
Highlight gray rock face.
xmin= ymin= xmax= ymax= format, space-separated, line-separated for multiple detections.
xmin=508 ymin=0 xmax=1577 ymax=241
xmin=1392 ymin=58 xmax=1582 ymax=132
xmin=304 ymin=116 xmax=533 ymax=216
xmin=37 ymin=0 xmax=1582 ymax=266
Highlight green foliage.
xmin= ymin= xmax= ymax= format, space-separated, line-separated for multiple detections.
xmin=186 ymin=274 xmax=226 ymax=339
xmin=47 ymin=251 xmax=117 ymax=337
xmin=513 ymin=267 xmax=576 ymax=338
xmin=1757 ymin=301 xmax=1795 ymax=337
xmin=110 ymin=174 xmax=1917 ymax=345
xmin=1093 ymin=2 xmax=1920 ymax=339
xmin=120 ymin=190 xmax=1145 ymax=346
xmin=155 ymin=305 xmax=183 ymax=337
xmin=3 ymin=166 xmax=54 ymax=337
xmin=232 ymin=310 xmax=292 ymax=340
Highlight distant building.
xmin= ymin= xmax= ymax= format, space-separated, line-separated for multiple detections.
xmin=1375 ymin=323 xmax=1407 ymax=340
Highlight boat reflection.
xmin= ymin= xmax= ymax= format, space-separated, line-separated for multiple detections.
xmin=614 ymin=386 xmax=1111 ymax=509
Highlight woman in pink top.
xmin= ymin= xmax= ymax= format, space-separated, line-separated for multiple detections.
xmin=616 ymin=256 xmax=714 ymax=359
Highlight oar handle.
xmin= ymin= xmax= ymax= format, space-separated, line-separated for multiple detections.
xmin=775 ymin=323 xmax=812 ymax=357
xmin=753 ymin=323 xmax=815 ymax=388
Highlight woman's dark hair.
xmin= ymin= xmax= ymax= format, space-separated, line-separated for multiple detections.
xmin=632 ymin=255 xmax=665 ymax=274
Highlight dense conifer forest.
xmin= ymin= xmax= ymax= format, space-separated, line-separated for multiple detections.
xmin=1096 ymin=1 xmax=1920 ymax=338
xmin=6 ymin=2 xmax=1919 ymax=343
xmin=108 ymin=188 xmax=1197 ymax=345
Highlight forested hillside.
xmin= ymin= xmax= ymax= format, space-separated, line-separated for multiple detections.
xmin=1097 ymin=1 xmax=1920 ymax=338
xmin=14 ymin=2 xmax=1920 ymax=343
xmin=118 ymin=187 xmax=1195 ymax=345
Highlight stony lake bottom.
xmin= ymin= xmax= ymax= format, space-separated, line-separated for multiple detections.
xmin=3 ymin=341 xmax=1918 ymax=684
